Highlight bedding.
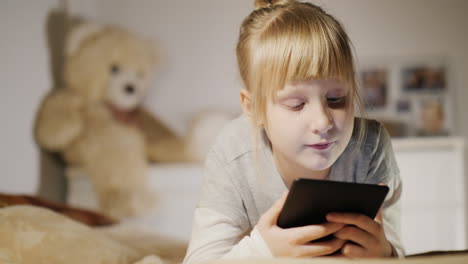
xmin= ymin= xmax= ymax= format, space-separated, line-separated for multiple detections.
xmin=0 ymin=205 xmax=186 ymax=264
xmin=200 ymin=254 xmax=468 ymax=264
xmin=0 ymin=193 xmax=116 ymax=226
xmin=66 ymin=164 xmax=204 ymax=241
xmin=1 ymin=205 xmax=467 ymax=264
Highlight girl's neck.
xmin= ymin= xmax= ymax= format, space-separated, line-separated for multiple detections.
xmin=273 ymin=154 xmax=331 ymax=189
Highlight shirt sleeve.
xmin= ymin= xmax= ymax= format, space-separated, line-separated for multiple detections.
xmin=183 ymin=208 xmax=272 ymax=264
xmin=183 ymin=149 xmax=273 ymax=264
xmin=367 ymin=123 xmax=405 ymax=257
xmin=196 ymin=149 xmax=247 ymax=226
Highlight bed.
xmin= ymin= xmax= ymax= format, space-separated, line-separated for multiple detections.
xmin=1 ymin=204 xmax=467 ymax=264
xmin=66 ymin=137 xmax=468 ymax=256
xmin=1 ymin=139 xmax=467 ymax=263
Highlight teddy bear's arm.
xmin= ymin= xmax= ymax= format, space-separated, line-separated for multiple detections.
xmin=136 ymin=109 xmax=195 ymax=163
xmin=34 ymin=89 xmax=85 ymax=152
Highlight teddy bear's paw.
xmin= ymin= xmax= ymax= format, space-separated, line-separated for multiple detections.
xmin=126 ymin=189 xmax=158 ymax=217
xmin=100 ymin=189 xmax=157 ymax=219
xmin=36 ymin=91 xmax=85 ymax=151
xmin=101 ymin=203 xmax=138 ymax=219
xmin=132 ymin=255 xmax=164 ymax=264
xmin=187 ymin=110 xmax=234 ymax=162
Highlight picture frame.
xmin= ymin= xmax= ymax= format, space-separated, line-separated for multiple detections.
xmin=402 ymin=65 xmax=446 ymax=92
xmin=357 ymin=56 xmax=454 ymax=138
xmin=360 ymin=68 xmax=388 ymax=110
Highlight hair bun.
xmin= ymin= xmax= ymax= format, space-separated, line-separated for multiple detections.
xmin=254 ymin=0 xmax=294 ymax=10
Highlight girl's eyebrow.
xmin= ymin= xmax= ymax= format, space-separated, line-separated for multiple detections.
xmin=277 ymin=80 xmax=347 ymax=97
xmin=282 ymin=82 xmax=308 ymax=92
xmin=328 ymin=86 xmax=346 ymax=92
xmin=276 ymin=86 xmax=303 ymax=98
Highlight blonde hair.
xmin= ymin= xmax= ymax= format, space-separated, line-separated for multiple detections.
xmin=237 ymin=0 xmax=366 ymax=151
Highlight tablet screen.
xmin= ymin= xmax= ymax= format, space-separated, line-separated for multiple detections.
xmin=277 ymin=178 xmax=389 ymax=229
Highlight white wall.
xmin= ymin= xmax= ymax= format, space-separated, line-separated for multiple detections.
xmin=316 ymin=0 xmax=468 ymax=134
xmin=1 ymin=0 xmax=467 ymax=197
xmin=0 ymin=0 xmax=98 ymax=194
xmin=88 ymin=0 xmax=468 ymax=135
xmin=93 ymin=0 xmax=250 ymax=133
xmin=1 ymin=0 xmax=60 ymax=193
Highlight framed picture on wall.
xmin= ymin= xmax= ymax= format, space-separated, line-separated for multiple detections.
xmin=357 ymin=56 xmax=455 ymax=138
xmin=402 ymin=65 xmax=446 ymax=92
xmin=395 ymin=97 xmax=412 ymax=113
xmin=414 ymin=96 xmax=450 ymax=137
xmin=360 ymin=67 xmax=388 ymax=110
xmin=399 ymin=59 xmax=454 ymax=136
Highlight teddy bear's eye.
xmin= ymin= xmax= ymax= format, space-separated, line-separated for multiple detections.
xmin=111 ymin=64 xmax=120 ymax=74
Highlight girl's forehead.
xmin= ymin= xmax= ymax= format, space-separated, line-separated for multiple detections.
xmin=279 ymin=79 xmax=347 ymax=93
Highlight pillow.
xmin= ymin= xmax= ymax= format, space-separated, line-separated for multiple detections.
xmin=0 ymin=205 xmax=145 ymax=264
xmin=0 ymin=193 xmax=116 ymax=226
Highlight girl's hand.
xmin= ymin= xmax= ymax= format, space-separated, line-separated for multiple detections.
xmin=326 ymin=210 xmax=393 ymax=258
xmin=257 ymin=192 xmax=346 ymax=257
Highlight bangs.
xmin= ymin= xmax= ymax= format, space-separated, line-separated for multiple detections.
xmin=250 ymin=10 xmax=356 ymax=102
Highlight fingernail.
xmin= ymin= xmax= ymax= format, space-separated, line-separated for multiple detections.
xmin=327 ymin=213 xmax=337 ymax=219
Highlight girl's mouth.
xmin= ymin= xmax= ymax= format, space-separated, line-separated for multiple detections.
xmin=307 ymin=142 xmax=334 ymax=150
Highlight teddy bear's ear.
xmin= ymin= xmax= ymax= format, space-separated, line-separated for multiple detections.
xmin=66 ymin=22 xmax=104 ymax=56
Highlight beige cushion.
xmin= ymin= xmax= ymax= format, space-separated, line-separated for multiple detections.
xmin=0 ymin=205 xmax=157 ymax=264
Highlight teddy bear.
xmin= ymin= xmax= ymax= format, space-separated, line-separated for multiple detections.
xmin=34 ymin=23 xmax=195 ymax=219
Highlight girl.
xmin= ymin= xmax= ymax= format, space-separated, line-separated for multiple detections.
xmin=184 ymin=0 xmax=404 ymax=262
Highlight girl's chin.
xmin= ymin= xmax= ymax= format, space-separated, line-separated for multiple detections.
xmin=304 ymin=160 xmax=333 ymax=171
xmin=302 ymin=154 xmax=338 ymax=171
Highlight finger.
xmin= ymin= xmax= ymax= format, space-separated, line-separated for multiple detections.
xmin=298 ymin=238 xmax=346 ymax=257
xmin=375 ymin=182 xmax=387 ymax=225
xmin=341 ymin=242 xmax=368 ymax=258
xmin=289 ymin=222 xmax=345 ymax=244
xmin=375 ymin=208 xmax=383 ymax=224
xmin=262 ymin=191 xmax=289 ymax=227
xmin=334 ymin=225 xmax=376 ymax=248
xmin=324 ymin=252 xmax=345 ymax=258
xmin=326 ymin=212 xmax=380 ymax=236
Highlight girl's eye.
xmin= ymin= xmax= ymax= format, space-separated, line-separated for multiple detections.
xmin=289 ymin=102 xmax=305 ymax=111
xmin=327 ymin=96 xmax=347 ymax=108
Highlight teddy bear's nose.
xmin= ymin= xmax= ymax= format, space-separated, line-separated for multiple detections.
xmin=125 ymin=84 xmax=135 ymax=94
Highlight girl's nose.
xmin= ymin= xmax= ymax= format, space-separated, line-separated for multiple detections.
xmin=310 ymin=102 xmax=333 ymax=134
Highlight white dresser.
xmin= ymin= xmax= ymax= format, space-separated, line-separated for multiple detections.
xmin=393 ymin=137 xmax=466 ymax=255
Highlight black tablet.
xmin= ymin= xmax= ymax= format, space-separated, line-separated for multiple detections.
xmin=277 ymin=178 xmax=389 ymax=229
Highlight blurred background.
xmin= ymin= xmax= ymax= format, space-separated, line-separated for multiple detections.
xmin=1 ymin=0 xmax=467 ymax=255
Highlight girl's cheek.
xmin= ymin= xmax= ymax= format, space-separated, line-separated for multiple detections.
xmin=331 ymin=110 xmax=352 ymax=129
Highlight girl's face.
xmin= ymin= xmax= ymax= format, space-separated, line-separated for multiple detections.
xmin=263 ymin=79 xmax=354 ymax=181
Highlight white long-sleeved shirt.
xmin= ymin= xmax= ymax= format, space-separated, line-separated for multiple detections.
xmin=183 ymin=115 xmax=404 ymax=264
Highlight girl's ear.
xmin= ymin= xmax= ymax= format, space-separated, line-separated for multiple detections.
xmin=240 ymin=89 xmax=252 ymax=120
xmin=240 ymin=89 xmax=265 ymax=127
